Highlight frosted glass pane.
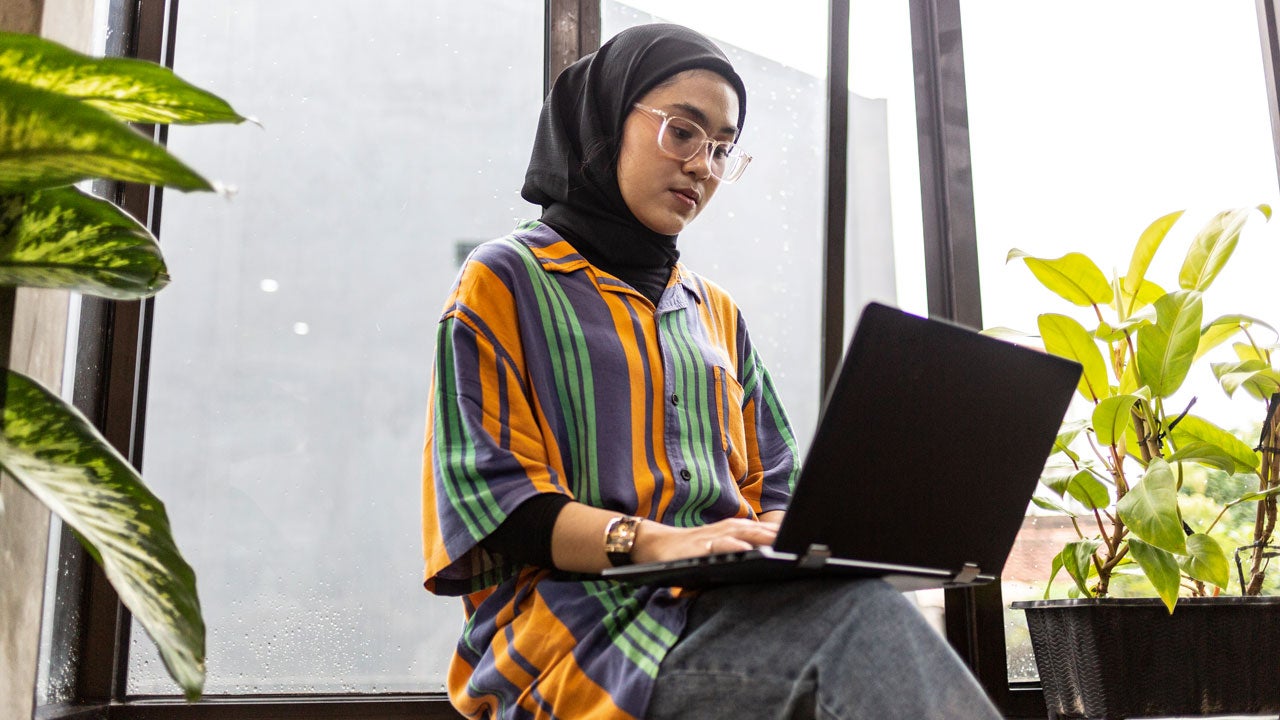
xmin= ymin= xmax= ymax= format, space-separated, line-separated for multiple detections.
xmin=129 ymin=0 xmax=543 ymax=695
xmin=605 ymin=0 xmax=828 ymax=446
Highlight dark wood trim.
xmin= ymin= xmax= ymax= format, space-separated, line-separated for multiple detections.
xmin=908 ymin=0 xmax=981 ymax=330
xmin=1258 ymin=0 xmax=1280 ymax=192
xmin=820 ymin=0 xmax=850 ymax=394
xmin=545 ymin=0 xmax=601 ymax=95
xmin=108 ymin=696 xmax=461 ymax=719
xmin=34 ymin=703 xmax=109 ymax=720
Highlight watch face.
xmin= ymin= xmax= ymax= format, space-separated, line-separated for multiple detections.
xmin=606 ymin=517 xmax=640 ymax=553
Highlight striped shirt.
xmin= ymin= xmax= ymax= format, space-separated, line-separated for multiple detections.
xmin=422 ymin=221 xmax=799 ymax=719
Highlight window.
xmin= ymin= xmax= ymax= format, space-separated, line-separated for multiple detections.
xmin=961 ymin=0 xmax=1280 ymax=696
xmin=604 ymin=0 xmax=830 ymax=443
xmin=125 ymin=0 xmax=545 ymax=696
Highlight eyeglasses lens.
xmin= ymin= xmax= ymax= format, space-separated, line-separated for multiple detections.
xmin=659 ymin=117 xmax=746 ymax=182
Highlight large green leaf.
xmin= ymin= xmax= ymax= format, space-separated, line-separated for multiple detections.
xmin=1169 ymin=414 xmax=1261 ymax=473
xmin=1212 ymin=359 xmax=1280 ymax=400
xmin=1066 ymin=470 xmax=1111 ymax=511
xmin=1195 ymin=315 xmax=1271 ymax=361
xmin=1126 ymin=210 xmax=1182 ymax=292
xmin=1117 ymin=458 xmax=1186 ymax=554
xmin=1165 ymin=441 xmax=1238 ymax=473
xmin=0 ymin=188 xmax=168 ymax=298
xmin=1009 ymin=250 xmax=1113 ymax=307
xmin=1136 ymin=291 xmax=1203 ymax=398
xmin=1127 ymin=538 xmax=1181 ymax=613
xmin=1179 ymin=205 xmax=1271 ymax=292
xmin=1182 ymin=533 xmax=1230 ymax=590
xmin=1093 ymin=395 xmax=1140 ymax=445
xmin=0 ymin=370 xmax=203 ymax=698
xmin=1045 ymin=551 xmax=1065 ymax=599
xmin=1050 ymin=420 xmax=1088 ymax=462
xmin=0 ymin=32 xmax=244 ymax=125
xmin=1123 ymin=210 xmax=1183 ymax=305
xmin=1095 ymin=315 xmax=1154 ymax=342
xmin=0 ymin=77 xmax=210 ymax=192
xmin=1236 ymin=486 xmax=1280 ymax=503
xmin=1060 ymin=539 xmax=1100 ymax=598
xmin=1039 ymin=313 xmax=1109 ymax=402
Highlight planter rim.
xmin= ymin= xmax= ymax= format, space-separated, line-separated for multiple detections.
xmin=1012 ymin=595 xmax=1280 ymax=609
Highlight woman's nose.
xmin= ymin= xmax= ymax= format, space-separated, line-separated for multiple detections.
xmin=682 ymin=145 xmax=713 ymax=180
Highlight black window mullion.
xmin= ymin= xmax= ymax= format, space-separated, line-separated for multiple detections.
xmin=908 ymin=0 xmax=981 ymax=330
xmin=544 ymin=0 xmax=601 ymax=96
xmin=907 ymin=0 xmax=1046 ymax=716
xmin=820 ymin=0 xmax=850 ymax=394
xmin=1256 ymin=0 xmax=1280 ymax=192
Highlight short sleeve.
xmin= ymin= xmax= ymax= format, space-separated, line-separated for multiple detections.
xmin=422 ymin=248 xmax=572 ymax=596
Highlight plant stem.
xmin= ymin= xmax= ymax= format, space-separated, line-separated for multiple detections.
xmin=1247 ymin=393 xmax=1280 ymax=595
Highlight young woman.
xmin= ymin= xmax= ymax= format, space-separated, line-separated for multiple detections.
xmin=422 ymin=23 xmax=1002 ymax=720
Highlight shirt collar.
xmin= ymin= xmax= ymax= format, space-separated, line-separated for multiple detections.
xmin=515 ymin=221 xmax=704 ymax=307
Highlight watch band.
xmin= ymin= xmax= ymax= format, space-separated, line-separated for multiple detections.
xmin=604 ymin=515 xmax=643 ymax=567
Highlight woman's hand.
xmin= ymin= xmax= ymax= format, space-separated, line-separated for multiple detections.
xmin=630 ymin=517 xmax=779 ymax=565
xmin=550 ymin=502 xmax=780 ymax=573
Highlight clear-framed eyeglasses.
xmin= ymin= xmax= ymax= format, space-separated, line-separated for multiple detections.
xmin=632 ymin=103 xmax=752 ymax=183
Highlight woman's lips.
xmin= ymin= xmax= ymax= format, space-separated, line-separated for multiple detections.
xmin=670 ymin=189 xmax=699 ymax=209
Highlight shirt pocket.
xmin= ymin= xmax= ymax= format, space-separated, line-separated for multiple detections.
xmin=712 ymin=365 xmax=749 ymax=483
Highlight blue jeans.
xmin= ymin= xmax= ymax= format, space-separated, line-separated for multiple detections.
xmin=647 ymin=578 xmax=1003 ymax=720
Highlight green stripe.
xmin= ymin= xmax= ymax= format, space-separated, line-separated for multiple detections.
xmin=634 ymin=610 xmax=680 ymax=647
xmin=754 ymin=349 xmax=801 ymax=490
xmin=661 ymin=313 xmax=722 ymax=525
xmin=435 ymin=318 xmax=504 ymax=539
xmin=740 ymin=348 xmax=761 ymax=399
xmin=659 ymin=314 xmax=699 ymax=526
xmin=505 ymin=238 xmax=601 ymax=505
xmin=582 ymin=581 xmax=666 ymax=677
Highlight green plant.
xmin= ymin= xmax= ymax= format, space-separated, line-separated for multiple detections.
xmin=996 ymin=205 xmax=1280 ymax=612
xmin=0 ymin=32 xmax=245 ymax=698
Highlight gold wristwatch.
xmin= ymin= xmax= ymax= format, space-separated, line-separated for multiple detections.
xmin=604 ymin=516 xmax=643 ymax=566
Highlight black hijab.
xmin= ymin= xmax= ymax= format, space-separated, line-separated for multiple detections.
xmin=521 ymin=24 xmax=747 ymax=304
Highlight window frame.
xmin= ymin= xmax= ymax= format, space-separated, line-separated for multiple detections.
xmin=36 ymin=1 xmax=1280 ymax=718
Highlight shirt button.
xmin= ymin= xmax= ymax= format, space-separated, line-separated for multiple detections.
xmin=671 ymin=393 xmax=680 ymax=405
xmin=680 ymin=468 xmax=692 ymax=481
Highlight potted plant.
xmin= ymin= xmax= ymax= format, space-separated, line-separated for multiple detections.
xmin=0 ymin=32 xmax=244 ymax=699
xmin=993 ymin=205 xmax=1280 ymax=718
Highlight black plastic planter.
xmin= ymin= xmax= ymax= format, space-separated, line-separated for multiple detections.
xmin=1012 ymin=597 xmax=1280 ymax=719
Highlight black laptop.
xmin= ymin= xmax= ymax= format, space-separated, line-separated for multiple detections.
xmin=601 ymin=302 xmax=1082 ymax=591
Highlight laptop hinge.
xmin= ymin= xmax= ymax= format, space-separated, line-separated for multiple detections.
xmin=951 ymin=563 xmax=982 ymax=585
xmin=798 ymin=544 xmax=832 ymax=570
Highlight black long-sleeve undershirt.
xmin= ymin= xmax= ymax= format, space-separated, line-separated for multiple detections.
xmin=478 ymin=493 xmax=573 ymax=569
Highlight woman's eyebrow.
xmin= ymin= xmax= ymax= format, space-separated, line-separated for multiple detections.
xmin=670 ymin=102 xmax=737 ymax=137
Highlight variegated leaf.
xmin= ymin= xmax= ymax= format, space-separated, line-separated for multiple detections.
xmin=0 ymin=77 xmax=210 ymax=192
xmin=0 ymin=32 xmax=244 ymax=125
xmin=0 ymin=369 xmax=204 ymax=699
xmin=0 ymin=188 xmax=167 ymax=298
